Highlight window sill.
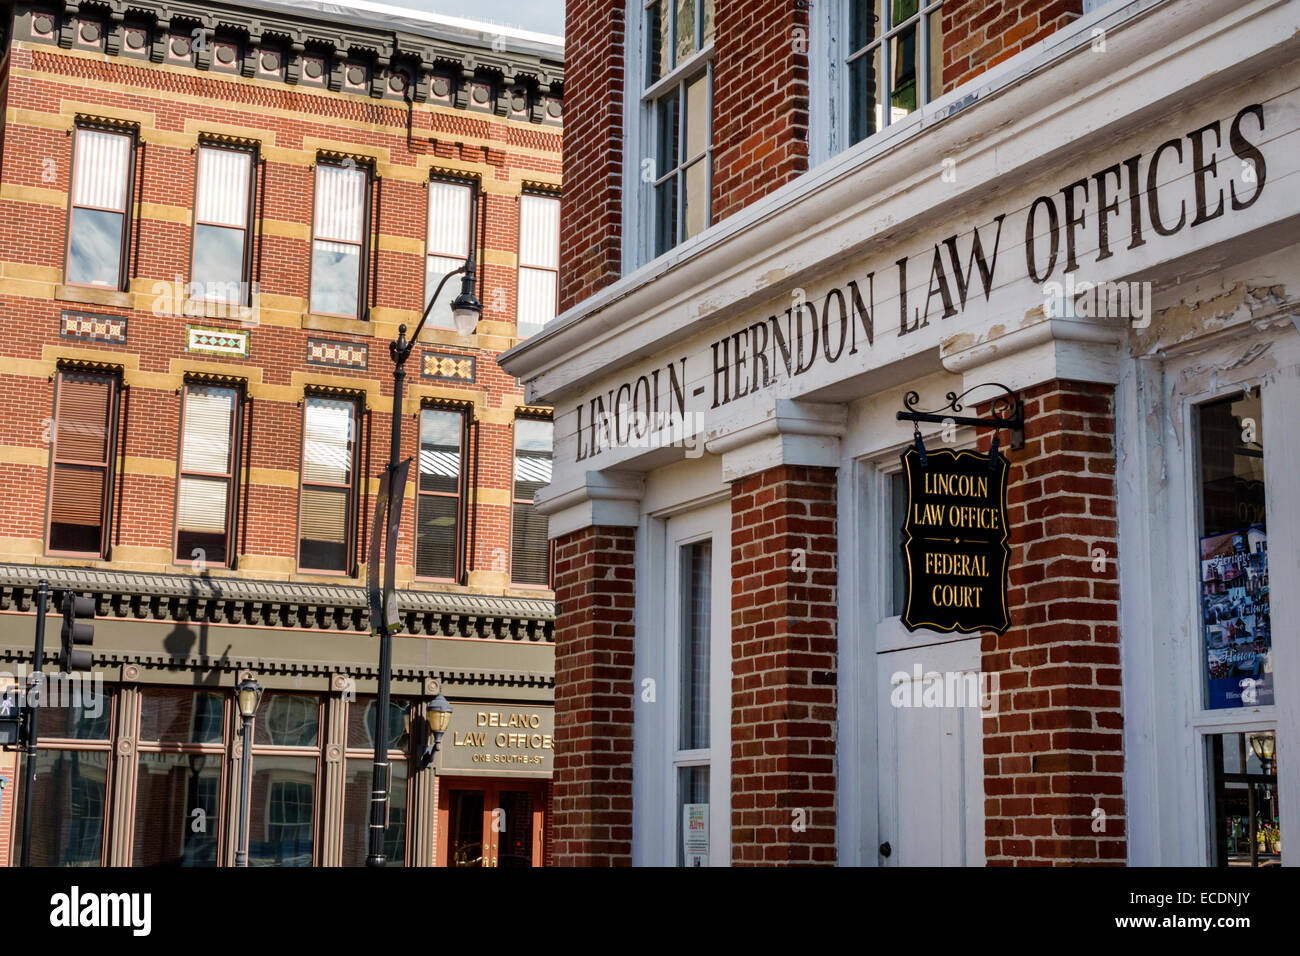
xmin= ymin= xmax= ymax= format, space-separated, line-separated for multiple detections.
xmin=56 ymin=284 xmax=131 ymax=309
xmin=302 ymin=313 xmax=371 ymax=336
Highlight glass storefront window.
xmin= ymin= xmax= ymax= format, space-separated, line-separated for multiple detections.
xmin=132 ymin=752 xmax=222 ymax=867
xmin=138 ymin=688 xmax=225 ymax=744
xmin=248 ymin=755 xmax=317 ymax=867
xmin=255 ymin=693 xmax=320 ymax=747
xmin=1196 ymin=392 xmax=1271 ymax=709
xmin=1207 ymin=731 xmax=1280 ymax=867
xmin=19 ymin=749 xmax=110 ymax=866
xmin=341 ymin=696 xmax=411 ymax=866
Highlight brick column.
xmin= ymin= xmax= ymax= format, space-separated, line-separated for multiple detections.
xmin=730 ymin=464 xmax=838 ymax=865
xmin=980 ymin=380 xmax=1125 ymax=865
xmin=550 ymin=525 xmax=636 ymax=865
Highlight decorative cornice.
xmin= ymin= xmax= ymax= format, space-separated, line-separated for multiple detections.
xmin=0 ymin=562 xmax=554 ymax=641
xmin=16 ymin=0 xmax=563 ymax=124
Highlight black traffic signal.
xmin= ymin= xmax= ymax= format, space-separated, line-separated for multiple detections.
xmin=60 ymin=592 xmax=95 ymax=672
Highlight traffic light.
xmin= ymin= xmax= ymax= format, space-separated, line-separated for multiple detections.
xmin=60 ymin=592 xmax=95 ymax=672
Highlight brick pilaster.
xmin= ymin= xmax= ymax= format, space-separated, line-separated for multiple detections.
xmin=550 ymin=525 xmax=636 ymax=865
xmin=980 ymin=380 xmax=1125 ymax=866
xmin=730 ymin=464 xmax=838 ymax=864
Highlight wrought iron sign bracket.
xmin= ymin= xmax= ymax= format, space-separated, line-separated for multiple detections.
xmin=896 ymin=383 xmax=1025 ymax=452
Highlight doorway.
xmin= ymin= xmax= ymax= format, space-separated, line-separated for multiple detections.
xmin=438 ymin=779 xmax=545 ymax=867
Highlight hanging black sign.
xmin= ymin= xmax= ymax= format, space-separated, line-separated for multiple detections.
xmin=899 ymin=446 xmax=1011 ymax=634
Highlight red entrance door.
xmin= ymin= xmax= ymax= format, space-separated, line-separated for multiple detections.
xmin=438 ymin=780 xmax=545 ymax=867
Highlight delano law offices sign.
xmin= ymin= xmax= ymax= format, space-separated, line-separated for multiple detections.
xmin=899 ymin=447 xmax=1011 ymax=634
xmin=437 ymin=703 xmax=554 ymax=777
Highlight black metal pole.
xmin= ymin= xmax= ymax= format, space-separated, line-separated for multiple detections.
xmin=369 ymin=324 xmax=409 ymax=867
xmin=236 ymin=712 xmax=253 ymax=866
xmin=19 ymin=580 xmax=48 ymax=867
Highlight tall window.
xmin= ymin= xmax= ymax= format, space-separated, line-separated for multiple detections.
xmin=47 ymin=370 xmax=118 ymax=557
xmin=249 ymin=693 xmax=321 ymax=867
xmin=310 ymin=161 xmax=369 ymax=318
xmin=192 ymin=144 xmax=255 ymax=304
xmin=516 ymin=192 xmax=559 ymax=337
xmin=847 ymin=0 xmax=945 ymax=145
xmin=416 ymin=406 xmax=465 ymax=581
xmin=645 ymin=0 xmax=714 ymax=256
xmin=341 ymin=697 xmax=411 ymax=866
xmin=426 ymin=179 xmax=475 ymax=327
xmin=176 ymin=383 xmax=240 ymax=567
xmin=298 ymin=395 xmax=357 ymax=573
xmin=676 ymin=538 xmax=711 ymax=866
xmin=511 ymin=416 xmax=553 ymax=586
xmin=66 ymin=126 xmax=134 ymax=288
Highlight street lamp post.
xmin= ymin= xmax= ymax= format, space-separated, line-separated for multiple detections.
xmin=368 ymin=257 xmax=481 ymax=867
xmin=234 ymin=677 xmax=264 ymax=867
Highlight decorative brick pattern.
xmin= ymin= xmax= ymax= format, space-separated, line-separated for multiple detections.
xmin=60 ymin=310 xmax=127 ymax=343
xmin=186 ymin=324 xmax=249 ymax=357
xmin=550 ymin=525 xmax=636 ymax=866
xmin=730 ymin=464 xmax=838 ymax=865
xmin=977 ymin=380 xmax=1125 ymax=866
xmin=421 ymin=350 xmax=476 ymax=383
xmin=306 ymin=338 xmax=368 ymax=370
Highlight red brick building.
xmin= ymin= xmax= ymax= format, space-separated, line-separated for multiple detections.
xmin=0 ymin=0 xmax=563 ymax=867
xmin=502 ymin=0 xmax=1299 ymax=866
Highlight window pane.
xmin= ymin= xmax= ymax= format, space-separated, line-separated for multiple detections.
xmin=35 ymin=700 xmax=113 ymax=741
xmin=138 ymin=688 xmax=225 ymax=744
xmin=649 ymin=0 xmax=671 ymax=82
xmin=311 ymin=240 xmax=361 ymax=317
xmin=849 ymin=44 xmax=884 ymax=144
xmin=18 ymin=749 xmax=108 ymax=866
xmin=514 ymin=418 xmax=553 ymax=500
xmin=254 ymin=693 xmax=320 ymax=747
xmin=192 ymin=224 xmax=246 ymax=300
xmin=427 ymin=180 xmax=471 ymax=257
xmin=419 ymin=409 xmax=462 ymax=495
xmin=302 ymin=397 xmax=353 ymax=485
xmin=512 ymin=501 xmax=550 ymax=586
xmin=657 ymin=86 xmax=681 ymax=172
xmin=497 ymin=789 xmax=536 ymax=867
xmin=677 ymin=764 xmax=709 ymax=866
xmin=346 ymin=698 xmax=412 ymax=751
xmin=67 ymin=207 xmax=124 ymax=287
xmin=519 ymin=194 xmax=560 ymax=268
xmin=181 ymin=385 xmax=236 ymax=473
xmin=701 ymin=0 xmax=715 ymax=46
xmin=927 ymin=8 xmax=944 ymax=102
xmin=683 ymin=159 xmax=709 ymax=241
xmin=416 ymin=493 xmax=458 ymax=579
xmin=891 ymin=470 xmax=908 ymax=616
xmin=341 ymin=759 xmax=407 ymax=866
xmin=679 ymin=539 xmax=711 ymax=750
xmin=1198 ymin=393 xmax=1271 ymax=710
xmin=849 ymin=0 xmax=880 ymax=52
xmin=55 ymin=374 xmax=112 ymax=462
xmin=248 ymin=756 xmax=316 ymax=867
xmin=446 ymin=787 xmax=485 ymax=866
xmin=72 ymin=128 xmax=131 ymax=210
xmin=655 ymin=176 xmax=679 ymax=257
xmin=890 ymin=18 xmax=919 ymax=119
xmin=49 ymin=464 xmax=106 ymax=553
xmin=1207 ymin=731 xmax=1280 ymax=867
xmin=676 ymin=0 xmax=695 ymax=62
xmin=684 ymin=72 xmax=709 ymax=160
xmin=195 ymin=146 xmax=251 ymax=227
xmin=425 ymin=253 xmax=465 ymax=327
xmin=517 ymin=266 xmax=557 ymax=337
xmin=313 ymin=163 xmax=366 ymax=244
xmin=299 ymin=487 xmax=349 ymax=571
xmin=132 ymin=753 xmax=221 ymax=867
xmin=177 ymin=476 xmax=229 ymax=533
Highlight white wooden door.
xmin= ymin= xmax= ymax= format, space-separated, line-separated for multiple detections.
xmin=876 ymin=636 xmax=985 ymax=866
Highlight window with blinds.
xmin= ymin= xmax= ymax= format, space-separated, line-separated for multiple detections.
xmin=47 ymin=371 xmax=117 ymax=556
xmin=511 ymin=416 xmax=553 ymax=587
xmin=192 ymin=144 xmax=254 ymax=304
xmin=426 ymin=179 xmax=475 ymax=328
xmin=516 ymin=192 xmax=559 ymax=338
xmin=66 ymin=127 xmax=134 ymax=289
xmin=175 ymin=383 xmax=239 ymax=567
xmin=416 ymin=407 xmax=464 ymax=580
xmin=299 ymin=395 xmax=356 ymax=573
xmin=311 ymin=161 xmax=369 ymax=318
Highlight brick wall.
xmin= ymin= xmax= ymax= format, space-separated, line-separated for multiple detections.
xmin=941 ymin=0 xmax=1085 ymax=92
xmin=549 ymin=525 xmax=636 ymax=865
xmin=730 ymin=464 xmax=838 ymax=865
xmin=710 ymin=0 xmax=810 ymax=224
xmin=979 ymin=380 xmax=1125 ymax=866
xmin=558 ymin=0 xmax=625 ymax=312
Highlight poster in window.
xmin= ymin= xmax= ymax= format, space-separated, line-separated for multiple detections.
xmin=682 ymin=803 xmax=708 ymax=867
xmin=1201 ymin=525 xmax=1272 ymax=709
